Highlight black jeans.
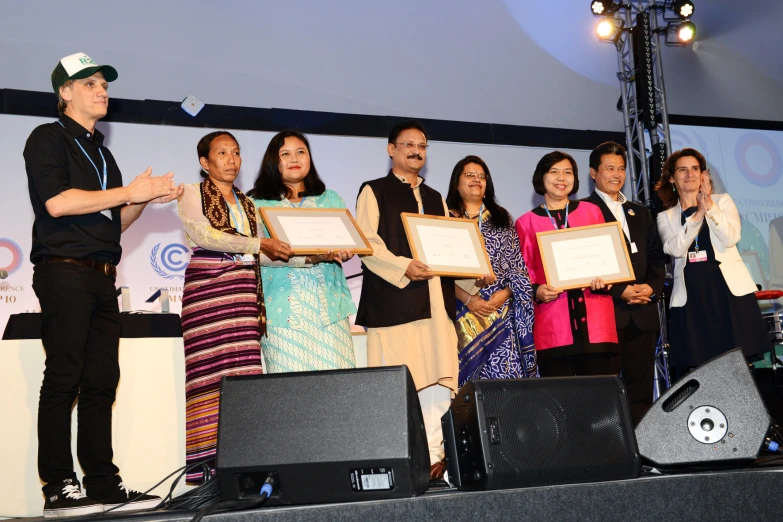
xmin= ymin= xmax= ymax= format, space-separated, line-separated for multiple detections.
xmin=612 ymin=320 xmax=658 ymax=426
xmin=33 ymin=262 xmax=121 ymax=489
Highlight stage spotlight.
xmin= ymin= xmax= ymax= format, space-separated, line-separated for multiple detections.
xmin=672 ymin=0 xmax=695 ymax=19
xmin=665 ymin=20 xmax=696 ymax=45
xmin=677 ymin=21 xmax=696 ymax=43
xmin=596 ymin=17 xmax=622 ymax=42
xmin=590 ymin=1 xmax=616 ymax=16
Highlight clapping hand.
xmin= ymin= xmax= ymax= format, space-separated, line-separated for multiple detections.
xmin=126 ymin=168 xmax=177 ymax=204
xmin=696 ymin=171 xmax=714 ymax=214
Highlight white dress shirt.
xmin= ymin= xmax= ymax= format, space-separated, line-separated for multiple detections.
xmin=595 ymin=189 xmax=630 ymax=240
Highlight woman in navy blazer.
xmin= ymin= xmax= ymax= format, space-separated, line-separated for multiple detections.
xmin=655 ymin=148 xmax=767 ymax=369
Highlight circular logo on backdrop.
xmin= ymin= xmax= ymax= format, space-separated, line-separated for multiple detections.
xmin=0 ymin=238 xmax=24 ymax=276
xmin=735 ymin=132 xmax=782 ymax=187
xmin=150 ymin=243 xmax=189 ymax=280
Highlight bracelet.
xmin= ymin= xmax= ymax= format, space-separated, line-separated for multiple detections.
xmin=464 ymin=295 xmax=472 ymax=306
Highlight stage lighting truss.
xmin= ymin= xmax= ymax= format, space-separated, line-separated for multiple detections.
xmin=596 ymin=17 xmax=626 ymax=43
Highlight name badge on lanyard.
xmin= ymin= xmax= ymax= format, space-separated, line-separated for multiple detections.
xmin=688 ymin=251 xmax=708 ymax=263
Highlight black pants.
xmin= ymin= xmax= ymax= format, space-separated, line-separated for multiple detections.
xmin=33 ymin=262 xmax=121 ymax=489
xmin=612 ymin=319 xmax=658 ymax=426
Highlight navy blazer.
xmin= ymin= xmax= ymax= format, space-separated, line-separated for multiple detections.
xmin=584 ymin=191 xmax=667 ymax=331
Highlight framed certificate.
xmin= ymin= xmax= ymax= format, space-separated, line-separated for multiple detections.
xmin=400 ymin=213 xmax=493 ymax=278
xmin=536 ymin=222 xmax=635 ymax=290
xmin=258 ymin=207 xmax=373 ymax=255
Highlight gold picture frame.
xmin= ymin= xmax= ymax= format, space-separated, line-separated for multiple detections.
xmin=536 ymin=222 xmax=635 ymax=290
xmin=400 ymin=213 xmax=493 ymax=278
xmin=258 ymin=207 xmax=373 ymax=255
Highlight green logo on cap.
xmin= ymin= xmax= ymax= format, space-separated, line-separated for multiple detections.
xmin=79 ymin=57 xmax=97 ymax=66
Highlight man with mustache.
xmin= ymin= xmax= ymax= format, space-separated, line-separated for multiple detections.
xmin=585 ymin=141 xmax=667 ymax=425
xmin=24 ymin=52 xmax=183 ymax=517
xmin=355 ymin=120 xmax=487 ymax=480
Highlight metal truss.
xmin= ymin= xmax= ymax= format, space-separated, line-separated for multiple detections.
xmin=609 ymin=1 xmax=676 ymax=397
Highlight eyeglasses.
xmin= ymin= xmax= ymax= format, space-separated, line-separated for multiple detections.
xmin=395 ymin=142 xmax=429 ymax=151
xmin=462 ymin=172 xmax=488 ymax=180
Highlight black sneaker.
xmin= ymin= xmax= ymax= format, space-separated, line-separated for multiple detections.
xmin=87 ymin=479 xmax=161 ymax=513
xmin=43 ymin=477 xmax=104 ymax=518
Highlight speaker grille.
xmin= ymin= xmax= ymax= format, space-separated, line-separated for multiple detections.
xmin=476 ymin=377 xmax=639 ymax=488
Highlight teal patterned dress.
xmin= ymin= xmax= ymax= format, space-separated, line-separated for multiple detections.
xmin=252 ymin=190 xmax=357 ymax=373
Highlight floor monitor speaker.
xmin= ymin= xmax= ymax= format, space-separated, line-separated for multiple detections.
xmin=216 ymin=365 xmax=430 ymax=505
xmin=442 ymin=376 xmax=640 ymax=490
xmin=636 ymin=348 xmax=770 ymax=467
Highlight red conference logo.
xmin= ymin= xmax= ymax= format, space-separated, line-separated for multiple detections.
xmin=735 ymin=133 xmax=782 ymax=187
xmin=0 ymin=238 xmax=23 ymax=276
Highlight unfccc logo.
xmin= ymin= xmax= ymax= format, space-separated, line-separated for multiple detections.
xmin=735 ymin=132 xmax=782 ymax=187
xmin=0 ymin=238 xmax=23 ymax=276
xmin=150 ymin=243 xmax=189 ymax=280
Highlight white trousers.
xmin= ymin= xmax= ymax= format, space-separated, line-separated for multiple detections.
xmin=418 ymin=384 xmax=452 ymax=465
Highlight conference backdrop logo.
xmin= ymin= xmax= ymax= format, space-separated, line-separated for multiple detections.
xmin=735 ymin=132 xmax=782 ymax=187
xmin=150 ymin=243 xmax=189 ymax=280
xmin=0 ymin=238 xmax=24 ymax=276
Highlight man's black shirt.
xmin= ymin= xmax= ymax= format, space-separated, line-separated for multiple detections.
xmin=24 ymin=115 xmax=124 ymax=265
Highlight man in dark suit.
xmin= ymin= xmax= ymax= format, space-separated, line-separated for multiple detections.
xmin=585 ymin=142 xmax=667 ymax=425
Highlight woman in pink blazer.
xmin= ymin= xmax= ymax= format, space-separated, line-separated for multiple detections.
xmin=515 ymin=151 xmax=618 ymax=377
xmin=655 ymin=148 xmax=767 ymax=369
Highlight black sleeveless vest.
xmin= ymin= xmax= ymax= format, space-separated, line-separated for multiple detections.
xmin=356 ymin=171 xmax=456 ymax=328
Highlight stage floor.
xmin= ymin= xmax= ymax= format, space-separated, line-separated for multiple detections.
xmin=27 ymin=464 xmax=783 ymax=522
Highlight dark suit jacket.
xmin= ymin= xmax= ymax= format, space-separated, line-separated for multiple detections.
xmin=584 ymin=191 xmax=667 ymax=331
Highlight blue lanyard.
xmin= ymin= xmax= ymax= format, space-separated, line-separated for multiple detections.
xmin=226 ymin=189 xmax=245 ymax=235
xmin=682 ymin=210 xmax=699 ymax=252
xmin=544 ymin=203 xmax=569 ymax=230
xmin=465 ymin=204 xmax=485 ymax=233
xmin=58 ymin=121 xmax=107 ymax=190
xmin=290 ymin=196 xmax=308 ymax=208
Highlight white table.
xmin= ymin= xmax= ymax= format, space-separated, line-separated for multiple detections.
xmin=1 ymin=316 xmax=368 ymax=518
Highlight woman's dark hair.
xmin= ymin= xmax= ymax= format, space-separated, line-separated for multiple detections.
xmin=445 ymin=155 xmax=512 ymax=229
xmin=197 ymin=131 xmax=239 ymax=178
xmin=654 ymin=147 xmax=707 ymax=210
xmin=532 ymin=151 xmax=579 ymax=196
xmin=247 ymin=130 xmax=326 ymax=200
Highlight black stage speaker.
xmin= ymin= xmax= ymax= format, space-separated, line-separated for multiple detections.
xmin=636 ymin=348 xmax=771 ymax=467
xmin=215 ymin=365 xmax=430 ymax=505
xmin=442 ymin=376 xmax=640 ymax=490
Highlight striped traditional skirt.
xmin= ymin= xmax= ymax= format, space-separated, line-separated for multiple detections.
xmin=181 ymin=249 xmax=263 ymax=484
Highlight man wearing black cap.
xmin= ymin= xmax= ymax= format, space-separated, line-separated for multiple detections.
xmin=24 ymin=52 xmax=183 ymax=518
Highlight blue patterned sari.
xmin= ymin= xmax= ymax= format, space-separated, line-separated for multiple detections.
xmin=455 ymin=210 xmax=537 ymax=386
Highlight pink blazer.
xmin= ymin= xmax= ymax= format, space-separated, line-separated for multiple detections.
xmin=515 ymin=202 xmax=618 ymax=351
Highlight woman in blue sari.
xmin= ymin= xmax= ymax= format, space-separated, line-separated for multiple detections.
xmin=446 ymin=156 xmax=537 ymax=385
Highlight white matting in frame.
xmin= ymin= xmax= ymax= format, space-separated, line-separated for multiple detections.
xmin=401 ymin=212 xmax=492 ymax=278
xmin=258 ymin=207 xmax=373 ymax=255
xmin=536 ymin=222 xmax=635 ymax=290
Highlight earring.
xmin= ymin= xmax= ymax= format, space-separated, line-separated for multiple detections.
xmin=672 ymin=184 xmax=676 ymax=193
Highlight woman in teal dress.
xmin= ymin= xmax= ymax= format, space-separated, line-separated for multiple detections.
xmin=248 ymin=130 xmax=356 ymax=373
